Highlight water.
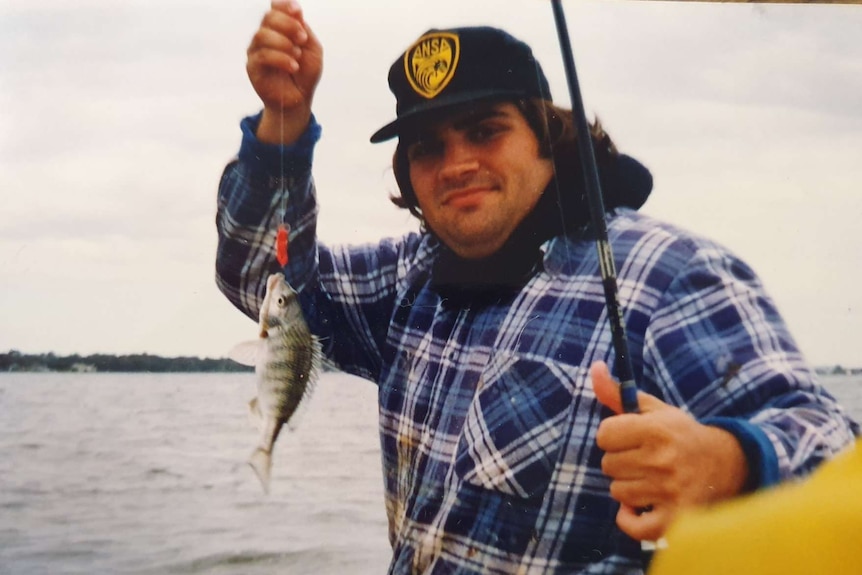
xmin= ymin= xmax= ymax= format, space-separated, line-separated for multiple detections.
xmin=819 ymin=373 xmax=862 ymax=424
xmin=1 ymin=372 xmax=860 ymax=575
xmin=0 ymin=372 xmax=390 ymax=575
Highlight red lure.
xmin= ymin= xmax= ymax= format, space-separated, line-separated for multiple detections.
xmin=276 ymin=224 xmax=289 ymax=267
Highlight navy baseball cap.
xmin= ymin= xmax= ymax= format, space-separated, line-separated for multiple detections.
xmin=370 ymin=26 xmax=552 ymax=143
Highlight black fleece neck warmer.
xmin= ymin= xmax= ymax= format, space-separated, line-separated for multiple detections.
xmin=429 ymin=154 xmax=653 ymax=306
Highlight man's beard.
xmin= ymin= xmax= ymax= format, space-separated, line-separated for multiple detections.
xmin=428 ymin=153 xmax=652 ymax=307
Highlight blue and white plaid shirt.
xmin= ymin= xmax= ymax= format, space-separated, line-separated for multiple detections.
xmin=216 ymin=114 xmax=858 ymax=574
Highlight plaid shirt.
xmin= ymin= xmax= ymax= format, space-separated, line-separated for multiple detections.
xmin=216 ymin=115 xmax=858 ymax=574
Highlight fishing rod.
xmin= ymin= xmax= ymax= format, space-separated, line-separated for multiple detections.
xmin=549 ymin=0 xmax=856 ymax=563
xmin=550 ymin=0 xmax=640 ymax=415
xmin=549 ymin=4 xmax=665 ymax=566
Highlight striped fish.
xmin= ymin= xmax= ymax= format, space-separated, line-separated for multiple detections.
xmin=229 ymin=273 xmax=322 ymax=493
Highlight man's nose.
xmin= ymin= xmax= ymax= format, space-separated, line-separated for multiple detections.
xmin=439 ymin=142 xmax=480 ymax=184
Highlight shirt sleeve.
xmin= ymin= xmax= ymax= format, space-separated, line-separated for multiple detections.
xmin=641 ymin=244 xmax=859 ymax=489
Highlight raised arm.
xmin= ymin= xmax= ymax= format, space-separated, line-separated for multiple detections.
xmin=216 ymin=1 xmax=419 ymax=380
xmin=216 ymin=0 xmax=323 ymax=319
xmin=247 ymin=0 xmax=322 ymax=145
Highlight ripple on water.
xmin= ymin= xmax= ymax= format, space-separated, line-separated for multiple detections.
xmin=143 ymin=548 xmax=335 ymax=575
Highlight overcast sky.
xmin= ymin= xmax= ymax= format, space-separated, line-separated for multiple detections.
xmin=1 ymin=0 xmax=860 ymax=367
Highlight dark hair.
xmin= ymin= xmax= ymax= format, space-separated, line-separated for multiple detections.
xmin=389 ymin=98 xmax=618 ymax=220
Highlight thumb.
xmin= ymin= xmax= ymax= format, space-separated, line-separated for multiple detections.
xmin=590 ymin=361 xmax=665 ymax=414
xmin=591 ymin=361 xmax=626 ymax=414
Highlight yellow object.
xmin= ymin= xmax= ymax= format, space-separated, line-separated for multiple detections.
xmin=649 ymin=440 xmax=862 ymax=575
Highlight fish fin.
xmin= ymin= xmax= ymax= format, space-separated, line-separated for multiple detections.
xmin=284 ymin=387 xmax=314 ymax=432
xmin=247 ymin=397 xmax=263 ymax=430
xmin=249 ymin=447 xmax=272 ymax=494
xmin=284 ymin=409 xmax=305 ymax=432
xmin=228 ymin=340 xmax=263 ymax=367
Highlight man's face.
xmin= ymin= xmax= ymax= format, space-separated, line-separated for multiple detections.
xmin=406 ymin=101 xmax=554 ymax=259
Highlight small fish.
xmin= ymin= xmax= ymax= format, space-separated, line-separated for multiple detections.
xmin=229 ymin=273 xmax=322 ymax=493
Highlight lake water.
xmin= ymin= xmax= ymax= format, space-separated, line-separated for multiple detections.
xmin=1 ymin=372 xmax=860 ymax=575
xmin=0 ymin=372 xmax=390 ymax=575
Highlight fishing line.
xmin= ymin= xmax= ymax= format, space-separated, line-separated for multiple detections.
xmin=276 ymin=75 xmax=290 ymax=268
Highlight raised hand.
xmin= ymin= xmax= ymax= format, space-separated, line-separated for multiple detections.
xmin=246 ymin=0 xmax=323 ymax=144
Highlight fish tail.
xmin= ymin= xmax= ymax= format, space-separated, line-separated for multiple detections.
xmin=249 ymin=447 xmax=273 ymax=494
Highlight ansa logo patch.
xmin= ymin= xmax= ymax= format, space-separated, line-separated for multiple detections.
xmin=404 ymin=32 xmax=460 ymax=99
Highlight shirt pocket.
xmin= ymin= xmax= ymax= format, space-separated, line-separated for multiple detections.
xmin=454 ymin=351 xmax=581 ymax=499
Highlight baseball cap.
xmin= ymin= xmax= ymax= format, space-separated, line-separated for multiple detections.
xmin=370 ymin=26 xmax=552 ymax=143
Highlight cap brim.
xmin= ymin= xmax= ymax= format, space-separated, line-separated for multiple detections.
xmin=369 ymin=119 xmax=402 ymax=144
xmin=369 ymin=89 xmax=527 ymax=143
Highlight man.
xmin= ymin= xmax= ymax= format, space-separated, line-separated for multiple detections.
xmin=216 ymin=2 xmax=858 ymax=573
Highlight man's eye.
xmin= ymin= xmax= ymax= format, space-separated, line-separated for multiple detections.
xmin=407 ymin=140 xmax=442 ymax=160
xmin=468 ymin=124 xmax=501 ymax=142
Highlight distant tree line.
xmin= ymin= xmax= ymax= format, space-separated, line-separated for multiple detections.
xmin=1 ymin=350 xmax=252 ymax=373
xmin=1 ymin=349 xmax=852 ymax=376
xmin=814 ymin=365 xmax=862 ymax=376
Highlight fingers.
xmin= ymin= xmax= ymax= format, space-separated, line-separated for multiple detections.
xmin=616 ymin=503 xmax=672 ymax=542
xmin=248 ymin=45 xmax=301 ymax=75
xmin=601 ymin=449 xmax=647 ymax=480
xmin=597 ymin=410 xmax=679 ymax=453
xmin=607 ymin=473 xmax=676 ymax=507
xmin=605 ymin=463 xmax=675 ymax=540
xmin=270 ymin=0 xmax=306 ymax=27
xmin=265 ymin=1 xmax=319 ymax=51
xmin=248 ymin=2 xmax=311 ymax=72
xmin=603 ymin=450 xmax=676 ymax=513
xmin=250 ymin=26 xmax=304 ymax=57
